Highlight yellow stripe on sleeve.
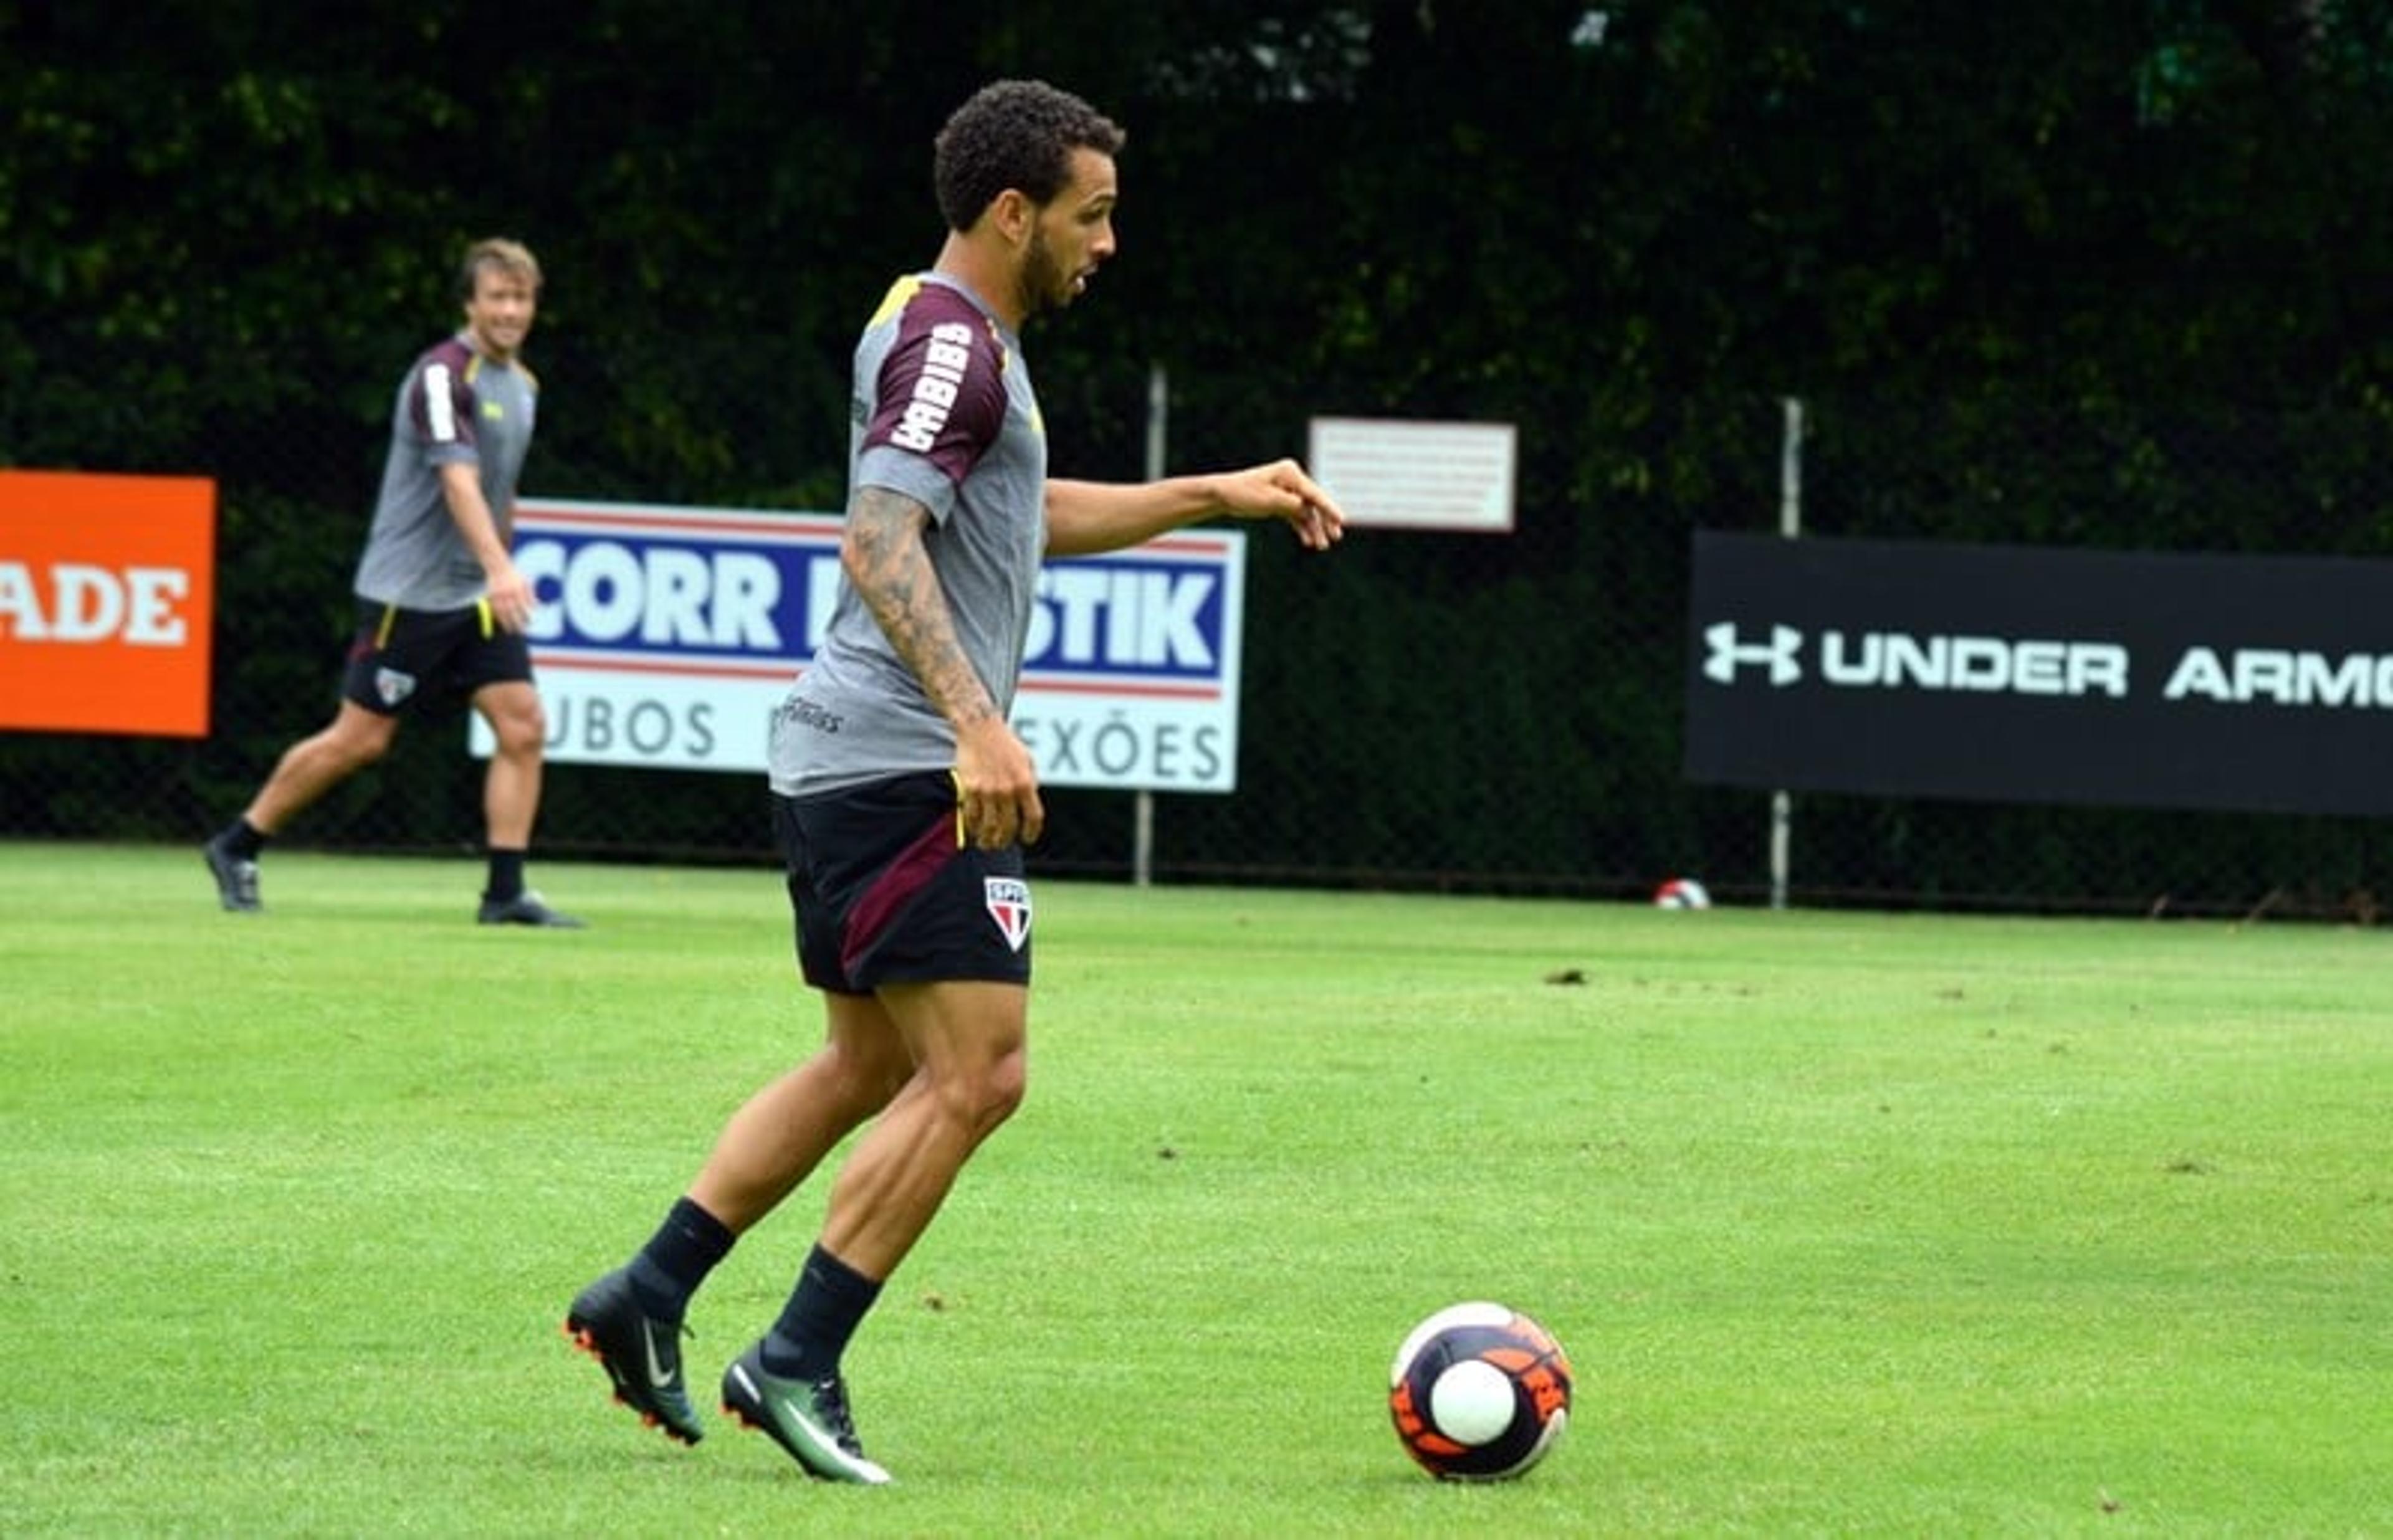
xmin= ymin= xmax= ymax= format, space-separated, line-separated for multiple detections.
xmin=867 ymin=275 xmax=923 ymax=330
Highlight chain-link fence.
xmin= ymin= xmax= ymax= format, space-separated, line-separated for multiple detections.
xmin=11 ymin=357 xmax=2393 ymax=919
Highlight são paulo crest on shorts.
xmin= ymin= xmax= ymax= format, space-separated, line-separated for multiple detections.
xmin=375 ymin=667 xmax=418 ymax=707
xmin=984 ymin=877 xmax=1032 ymax=952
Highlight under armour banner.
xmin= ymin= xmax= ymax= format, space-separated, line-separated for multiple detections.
xmin=1683 ymin=530 xmax=2393 ymax=817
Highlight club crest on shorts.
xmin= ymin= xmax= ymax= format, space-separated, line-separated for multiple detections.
xmin=374 ymin=667 xmax=418 ymax=707
xmin=983 ymin=877 xmax=1032 ymax=952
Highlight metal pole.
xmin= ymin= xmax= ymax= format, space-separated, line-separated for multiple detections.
xmin=1133 ymin=364 xmax=1168 ymax=888
xmin=1770 ymin=397 xmax=1802 ymax=910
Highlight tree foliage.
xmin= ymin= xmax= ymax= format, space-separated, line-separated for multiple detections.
xmin=6 ymin=0 xmax=2389 ymax=904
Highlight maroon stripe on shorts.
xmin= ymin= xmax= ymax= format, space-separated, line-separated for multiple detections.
xmin=839 ymin=812 xmax=959 ymax=981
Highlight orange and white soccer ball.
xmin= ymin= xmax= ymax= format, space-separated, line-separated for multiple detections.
xmin=1387 ymin=1301 xmax=1573 ymax=1481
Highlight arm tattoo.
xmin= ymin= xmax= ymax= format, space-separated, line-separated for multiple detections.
xmin=844 ymin=487 xmax=998 ymax=728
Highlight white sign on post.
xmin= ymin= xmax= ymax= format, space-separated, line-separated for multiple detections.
xmin=1306 ymin=416 xmax=1517 ymax=533
xmin=472 ymin=498 xmax=1248 ymax=792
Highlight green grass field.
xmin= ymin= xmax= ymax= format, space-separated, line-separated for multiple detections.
xmin=4 ymin=841 xmax=2388 ymax=1536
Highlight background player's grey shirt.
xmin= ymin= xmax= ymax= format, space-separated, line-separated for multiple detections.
xmin=351 ymin=333 xmax=538 ymax=611
xmin=769 ymin=272 xmax=1048 ymax=797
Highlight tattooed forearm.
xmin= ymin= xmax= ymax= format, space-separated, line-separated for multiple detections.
xmin=843 ymin=487 xmax=999 ymax=728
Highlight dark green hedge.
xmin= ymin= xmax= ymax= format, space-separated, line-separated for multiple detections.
xmin=9 ymin=2 xmax=2392 ymax=913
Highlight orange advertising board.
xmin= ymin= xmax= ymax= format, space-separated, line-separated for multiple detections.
xmin=0 ymin=470 xmax=217 ymax=737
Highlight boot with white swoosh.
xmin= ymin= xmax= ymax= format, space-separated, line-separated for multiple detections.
xmin=563 ymin=1268 xmax=704 ymax=1445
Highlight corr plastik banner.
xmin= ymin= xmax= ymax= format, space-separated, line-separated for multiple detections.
xmin=475 ymin=498 xmax=1248 ymax=792
xmin=0 ymin=470 xmax=217 ymax=738
xmin=1684 ymin=530 xmax=2393 ymax=817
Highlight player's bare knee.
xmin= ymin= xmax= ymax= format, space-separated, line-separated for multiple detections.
xmin=490 ymin=710 xmax=545 ymax=756
xmin=964 ymin=1048 xmax=1028 ymax=1132
xmin=333 ymin=723 xmax=396 ymax=771
xmin=921 ymin=1050 xmax=1024 ymax=1136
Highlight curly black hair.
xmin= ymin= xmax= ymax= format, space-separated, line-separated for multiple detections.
xmin=933 ymin=80 xmax=1125 ymax=233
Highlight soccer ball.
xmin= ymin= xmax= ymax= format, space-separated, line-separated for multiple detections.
xmin=1652 ymin=877 xmax=1711 ymax=909
xmin=1388 ymin=1301 xmax=1573 ymax=1481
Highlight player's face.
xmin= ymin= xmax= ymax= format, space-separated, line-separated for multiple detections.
xmin=464 ymin=266 xmax=538 ymax=361
xmin=1021 ymin=148 xmax=1117 ymax=317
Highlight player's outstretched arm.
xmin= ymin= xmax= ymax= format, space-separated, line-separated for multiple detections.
xmin=1045 ymin=459 xmax=1346 ymax=558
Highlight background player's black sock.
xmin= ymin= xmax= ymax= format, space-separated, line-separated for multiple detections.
xmin=760 ymin=1243 xmax=883 ymax=1380
xmin=483 ymin=847 xmax=526 ymax=903
xmin=626 ymin=1195 xmax=736 ymax=1319
xmin=216 ymin=819 xmax=267 ymax=860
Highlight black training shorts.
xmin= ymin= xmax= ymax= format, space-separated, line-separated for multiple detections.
xmin=340 ymin=599 xmax=534 ymax=716
xmin=773 ymin=770 xmax=1034 ymax=996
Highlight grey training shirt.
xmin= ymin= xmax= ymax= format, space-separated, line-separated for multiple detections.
xmin=768 ymin=272 xmax=1048 ymax=797
xmin=351 ymin=333 xmax=538 ymax=611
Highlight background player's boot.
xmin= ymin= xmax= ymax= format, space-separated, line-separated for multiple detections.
xmin=202 ymin=837 xmax=261 ymax=913
xmin=478 ymin=890 xmax=585 ymax=927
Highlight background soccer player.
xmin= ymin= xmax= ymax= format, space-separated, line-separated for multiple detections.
xmin=202 ymin=237 xmax=581 ymax=928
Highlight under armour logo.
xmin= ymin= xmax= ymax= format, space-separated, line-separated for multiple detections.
xmin=1703 ymin=622 xmax=1803 ymax=686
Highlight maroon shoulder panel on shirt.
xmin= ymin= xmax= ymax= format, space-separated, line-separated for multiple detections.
xmin=862 ymin=283 xmax=1010 ymax=485
xmin=406 ymin=335 xmax=481 ymax=452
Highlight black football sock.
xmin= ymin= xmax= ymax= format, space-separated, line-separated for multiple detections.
xmin=760 ymin=1243 xmax=883 ymax=1380
xmin=217 ymin=819 xmax=267 ymax=860
xmin=625 ymin=1196 xmax=736 ymax=1320
xmin=483 ymin=847 xmax=527 ymax=903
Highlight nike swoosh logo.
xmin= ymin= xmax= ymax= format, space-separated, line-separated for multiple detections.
xmin=642 ymin=1320 xmax=677 ymax=1387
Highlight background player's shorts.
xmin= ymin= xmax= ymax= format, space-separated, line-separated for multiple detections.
xmin=773 ymin=770 xmax=1034 ymax=996
xmin=340 ymin=599 xmax=534 ymax=716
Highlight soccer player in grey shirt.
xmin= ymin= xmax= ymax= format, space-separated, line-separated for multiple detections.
xmin=201 ymin=238 xmax=581 ymax=927
xmin=566 ymin=80 xmax=1343 ymax=1481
